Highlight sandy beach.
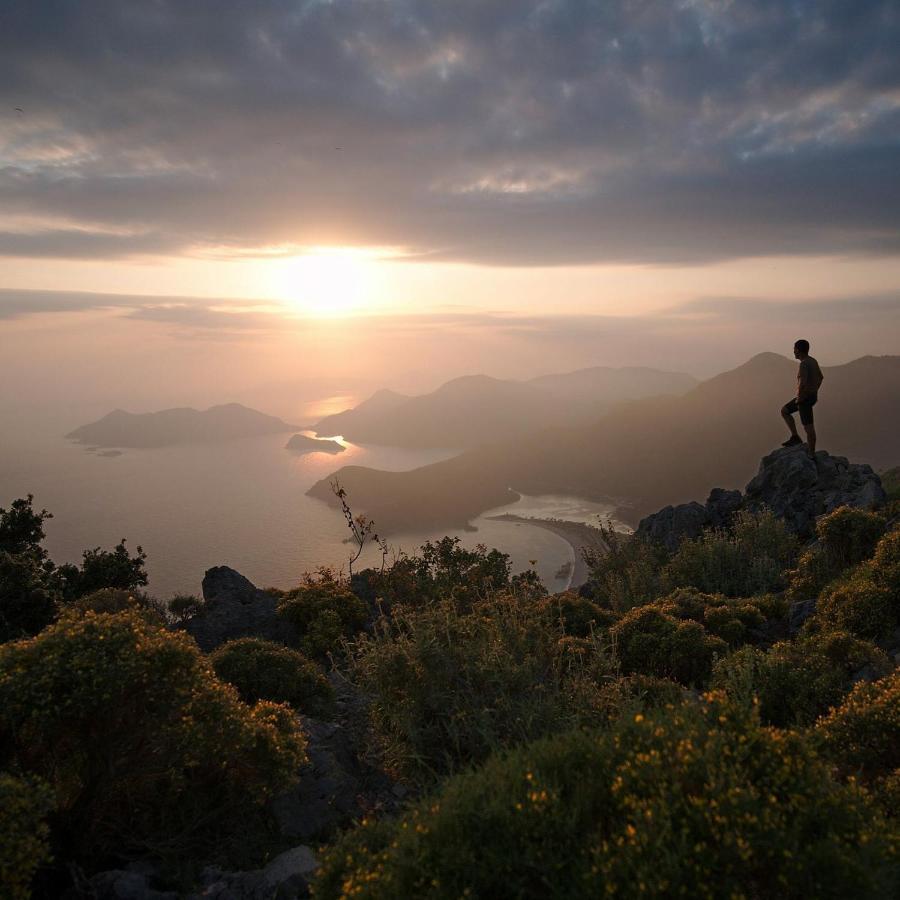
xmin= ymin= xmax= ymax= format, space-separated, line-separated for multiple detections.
xmin=486 ymin=514 xmax=608 ymax=590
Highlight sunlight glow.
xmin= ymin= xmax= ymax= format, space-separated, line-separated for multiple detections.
xmin=272 ymin=247 xmax=378 ymax=317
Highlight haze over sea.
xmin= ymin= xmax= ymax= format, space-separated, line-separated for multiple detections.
xmin=1 ymin=394 xmax=619 ymax=598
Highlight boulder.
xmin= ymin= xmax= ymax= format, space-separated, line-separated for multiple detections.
xmin=181 ymin=566 xmax=296 ymax=652
xmin=636 ymin=488 xmax=742 ymax=551
xmin=744 ymin=446 xmax=886 ymax=537
xmin=198 ymin=845 xmax=318 ymax=899
xmin=87 ymin=869 xmax=177 ymax=900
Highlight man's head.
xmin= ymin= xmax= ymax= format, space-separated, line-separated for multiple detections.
xmin=793 ymin=339 xmax=810 ymax=359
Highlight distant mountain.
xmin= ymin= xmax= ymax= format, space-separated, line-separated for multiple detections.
xmin=312 ymin=366 xmax=698 ymax=448
xmin=68 ymin=403 xmax=300 ymax=448
xmin=308 ymin=354 xmax=900 ymax=532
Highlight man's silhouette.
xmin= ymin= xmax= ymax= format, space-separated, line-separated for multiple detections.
xmin=781 ymin=339 xmax=824 ymax=457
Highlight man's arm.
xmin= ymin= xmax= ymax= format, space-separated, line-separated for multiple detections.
xmin=797 ymin=361 xmax=812 ymax=399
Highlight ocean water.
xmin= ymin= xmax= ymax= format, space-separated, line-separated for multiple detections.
xmin=1 ymin=423 xmax=622 ymax=598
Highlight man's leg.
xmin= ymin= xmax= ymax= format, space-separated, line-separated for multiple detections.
xmin=781 ymin=401 xmax=801 ymax=446
xmin=804 ymin=423 xmax=817 ymax=455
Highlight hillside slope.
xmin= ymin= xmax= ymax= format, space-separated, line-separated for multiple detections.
xmin=308 ymin=354 xmax=900 ymax=531
xmin=312 ymin=366 xmax=698 ymax=448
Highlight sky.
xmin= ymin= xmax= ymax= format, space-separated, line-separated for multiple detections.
xmin=1 ymin=0 xmax=899 ymax=414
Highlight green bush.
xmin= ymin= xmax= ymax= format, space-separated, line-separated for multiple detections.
xmin=0 ymin=772 xmax=53 ymax=900
xmin=54 ymin=539 xmax=148 ymax=600
xmin=817 ymin=671 xmax=900 ymax=785
xmin=609 ymin=604 xmax=728 ymax=686
xmin=582 ymin=524 xmax=667 ymax=611
xmin=661 ymin=510 xmax=797 ymax=598
xmin=812 ymin=527 xmax=900 ymax=640
xmin=313 ymin=695 xmax=900 ymax=900
xmin=655 ymin=587 xmax=784 ymax=647
xmin=711 ymin=631 xmax=891 ymax=728
xmin=353 ymin=537 xmax=523 ymax=613
xmin=0 ymin=610 xmax=307 ymax=873
xmin=787 ymin=507 xmax=886 ymax=603
xmin=345 ymin=589 xmax=614 ymax=781
xmin=0 ymin=550 xmax=57 ymax=643
xmin=535 ymin=591 xmax=617 ymax=637
xmin=166 ymin=593 xmax=204 ymax=624
xmin=211 ymin=637 xmax=334 ymax=717
xmin=277 ymin=569 xmax=368 ymax=657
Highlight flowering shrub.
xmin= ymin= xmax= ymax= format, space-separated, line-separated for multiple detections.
xmin=786 ymin=507 xmax=885 ymax=603
xmin=813 ymin=527 xmax=900 ymax=640
xmin=711 ymin=631 xmax=891 ymax=727
xmin=345 ymin=589 xmax=614 ymax=781
xmin=211 ymin=637 xmax=334 ymax=717
xmin=312 ymin=696 xmax=899 ymax=899
xmin=535 ymin=591 xmax=617 ymax=637
xmin=0 ymin=610 xmax=307 ymax=872
xmin=609 ymin=604 xmax=728 ymax=686
xmin=817 ymin=672 xmax=900 ymax=784
xmin=654 ymin=587 xmax=784 ymax=647
xmin=0 ymin=773 xmax=53 ymax=900
xmin=277 ymin=569 xmax=368 ymax=657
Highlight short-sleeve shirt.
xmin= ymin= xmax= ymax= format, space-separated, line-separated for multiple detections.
xmin=797 ymin=356 xmax=824 ymax=397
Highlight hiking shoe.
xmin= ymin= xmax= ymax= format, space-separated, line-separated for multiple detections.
xmin=781 ymin=435 xmax=802 ymax=447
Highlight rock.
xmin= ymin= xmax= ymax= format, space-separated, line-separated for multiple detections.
xmin=181 ymin=566 xmax=296 ymax=652
xmin=638 ymin=447 xmax=886 ymax=550
xmin=270 ymin=707 xmax=402 ymax=842
xmin=744 ymin=446 xmax=886 ymax=538
xmin=636 ymin=500 xmax=710 ymax=552
xmin=197 ymin=845 xmax=318 ymax=899
xmin=87 ymin=870 xmax=178 ymax=900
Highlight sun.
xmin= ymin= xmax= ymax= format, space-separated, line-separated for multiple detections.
xmin=274 ymin=247 xmax=374 ymax=317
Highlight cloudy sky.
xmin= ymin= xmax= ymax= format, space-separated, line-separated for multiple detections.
xmin=1 ymin=0 xmax=899 ymax=412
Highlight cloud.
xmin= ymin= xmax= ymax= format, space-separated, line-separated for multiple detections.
xmin=0 ymin=1 xmax=898 ymax=265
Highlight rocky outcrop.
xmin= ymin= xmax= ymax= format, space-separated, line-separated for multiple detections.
xmin=636 ymin=489 xmax=742 ymax=551
xmin=637 ymin=446 xmax=885 ymax=550
xmin=744 ymin=446 xmax=885 ymax=536
xmin=181 ymin=566 xmax=296 ymax=652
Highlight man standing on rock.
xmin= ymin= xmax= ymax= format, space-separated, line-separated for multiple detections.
xmin=781 ymin=339 xmax=824 ymax=458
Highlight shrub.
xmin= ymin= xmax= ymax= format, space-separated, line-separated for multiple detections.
xmin=313 ymin=696 xmax=900 ymax=899
xmin=609 ymin=604 xmax=727 ymax=686
xmin=211 ymin=637 xmax=334 ymax=717
xmin=54 ymin=539 xmax=149 ymax=600
xmin=0 ymin=610 xmax=307 ymax=873
xmin=345 ymin=589 xmax=614 ymax=781
xmin=0 ymin=550 xmax=57 ymax=643
xmin=277 ymin=569 xmax=368 ymax=658
xmin=582 ymin=524 xmax=667 ymax=611
xmin=0 ymin=772 xmax=53 ymax=900
xmin=711 ymin=631 xmax=891 ymax=728
xmin=817 ymin=672 xmax=900 ymax=785
xmin=534 ymin=591 xmax=617 ymax=637
xmin=353 ymin=537 xmax=520 ymax=614
xmin=661 ymin=510 xmax=797 ymax=598
xmin=166 ymin=593 xmax=204 ymax=624
xmin=655 ymin=587 xmax=784 ymax=647
xmin=812 ymin=527 xmax=900 ymax=640
xmin=787 ymin=507 xmax=886 ymax=603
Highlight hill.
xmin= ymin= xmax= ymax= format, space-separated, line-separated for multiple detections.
xmin=312 ymin=366 xmax=698 ymax=448
xmin=67 ymin=403 xmax=300 ymax=448
xmin=308 ymin=354 xmax=900 ymax=531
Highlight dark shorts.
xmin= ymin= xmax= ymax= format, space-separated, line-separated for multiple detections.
xmin=782 ymin=393 xmax=817 ymax=426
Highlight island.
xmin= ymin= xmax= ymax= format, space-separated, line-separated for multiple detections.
xmin=285 ymin=433 xmax=345 ymax=455
xmin=67 ymin=403 xmax=301 ymax=449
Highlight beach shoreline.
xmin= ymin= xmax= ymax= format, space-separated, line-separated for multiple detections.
xmin=486 ymin=514 xmax=608 ymax=590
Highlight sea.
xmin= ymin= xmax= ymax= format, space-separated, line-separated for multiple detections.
xmin=1 ymin=412 xmax=622 ymax=598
